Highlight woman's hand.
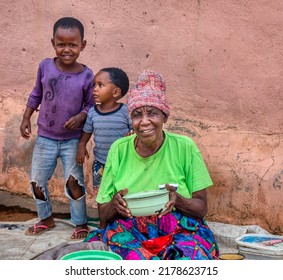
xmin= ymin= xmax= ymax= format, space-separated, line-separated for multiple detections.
xmin=158 ymin=184 xmax=177 ymax=218
xmin=112 ymin=188 xmax=132 ymax=218
xmin=98 ymin=188 xmax=132 ymax=228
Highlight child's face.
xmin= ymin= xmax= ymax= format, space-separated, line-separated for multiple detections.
xmin=51 ymin=27 xmax=86 ymax=69
xmin=93 ymin=71 xmax=120 ymax=104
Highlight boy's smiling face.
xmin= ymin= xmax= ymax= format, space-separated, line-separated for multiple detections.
xmin=51 ymin=27 xmax=86 ymax=71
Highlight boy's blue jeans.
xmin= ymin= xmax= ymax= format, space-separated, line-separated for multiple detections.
xmin=30 ymin=136 xmax=87 ymax=226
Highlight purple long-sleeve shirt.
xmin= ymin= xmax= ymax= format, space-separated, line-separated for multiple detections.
xmin=27 ymin=58 xmax=94 ymax=140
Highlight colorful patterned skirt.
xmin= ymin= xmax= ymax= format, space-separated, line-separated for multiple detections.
xmin=84 ymin=211 xmax=219 ymax=260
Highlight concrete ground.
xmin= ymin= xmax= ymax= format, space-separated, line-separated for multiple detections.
xmin=0 ymin=190 xmax=100 ymax=260
xmin=0 ymin=190 xmax=273 ymax=260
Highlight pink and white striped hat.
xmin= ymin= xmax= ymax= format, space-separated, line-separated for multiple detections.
xmin=126 ymin=70 xmax=170 ymax=117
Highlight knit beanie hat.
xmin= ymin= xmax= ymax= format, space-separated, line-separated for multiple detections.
xmin=126 ymin=70 xmax=170 ymax=117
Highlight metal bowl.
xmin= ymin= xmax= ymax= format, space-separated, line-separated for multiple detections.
xmin=123 ymin=189 xmax=169 ymax=217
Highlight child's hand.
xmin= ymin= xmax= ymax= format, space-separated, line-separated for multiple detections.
xmin=64 ymin=115 xmax=82 ymax=130
xmin=124 ymin=130 xmax=134 ymax=136
xmin=76 ymin=145 xmax=89 ymax=165
xmin=20 ymin=119 xmax=32 ymax=140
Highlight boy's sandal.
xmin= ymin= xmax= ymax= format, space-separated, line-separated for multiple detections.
xmin=25 ymin=224 xmax=56 ymax=236
xmin=70 ymin=228 xmax=89 ymax=240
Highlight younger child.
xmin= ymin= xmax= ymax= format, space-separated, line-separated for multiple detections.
xmin=20 ymin=17 xmax=94 ymax=240
xmin=76 ymin=67 xmax=132 ymax=197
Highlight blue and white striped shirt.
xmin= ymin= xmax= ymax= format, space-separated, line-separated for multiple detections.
xmin=83 ymin=103 xmax=132 ymax=164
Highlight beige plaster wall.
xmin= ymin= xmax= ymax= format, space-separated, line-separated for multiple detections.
xmin=0 ymin=0 xmax=282 ymax=234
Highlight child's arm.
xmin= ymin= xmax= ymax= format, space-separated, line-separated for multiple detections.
xmin=76 ymin=131 xmax=92 ymax=165
xmin=124 ymin=130 xmax=134 ymax=136
xmin=20 ymin=62 xmax=43 ymax=139
xmin=20 ymin=106 xmax=36 ymax=140
xmin=124 ymin=109 xmax=134 ymax=136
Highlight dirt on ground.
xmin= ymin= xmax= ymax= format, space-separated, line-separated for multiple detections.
xmin=0 ymin=205 xmax=70 ymax=222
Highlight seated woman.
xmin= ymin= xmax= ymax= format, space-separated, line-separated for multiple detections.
xmin=85 ymin=70 xmax=219 ymax=260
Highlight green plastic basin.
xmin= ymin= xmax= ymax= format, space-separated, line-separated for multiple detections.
xmin=60 ymin=250 xmax=122 ymax=260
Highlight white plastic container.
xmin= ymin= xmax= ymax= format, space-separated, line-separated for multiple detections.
xmin=235 ymin=233 xmax=283 ymax=260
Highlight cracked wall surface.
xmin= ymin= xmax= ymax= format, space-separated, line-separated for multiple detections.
xmin=0 ymin=0 xmax=282 ymax=234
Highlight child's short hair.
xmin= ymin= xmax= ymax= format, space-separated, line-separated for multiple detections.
xmin=53 ymin=17 xmax=84 ymax=40
xmin=100 ymin=67 xmax=130 ymax=97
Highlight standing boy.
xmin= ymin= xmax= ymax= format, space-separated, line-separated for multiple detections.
xmin=20 ymin=17 xmax=94 ymax=240
xmin=76 ymin=67 xmax=132 ymax=197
